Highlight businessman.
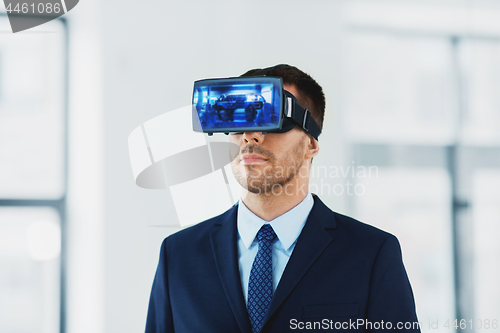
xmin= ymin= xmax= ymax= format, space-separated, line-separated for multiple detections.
xmin=145 ymin=64 xmax=420 ymax=332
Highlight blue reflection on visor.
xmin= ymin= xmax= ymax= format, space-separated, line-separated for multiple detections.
xmin=193 ymin=77 xmax=283 ymax=133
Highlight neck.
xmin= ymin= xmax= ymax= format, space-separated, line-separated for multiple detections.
xmin=240 ymin=173 xmax=310 ymax=222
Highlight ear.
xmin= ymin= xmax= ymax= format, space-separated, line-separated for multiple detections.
xmin=304 ymin=135 xmax=319 ymax=160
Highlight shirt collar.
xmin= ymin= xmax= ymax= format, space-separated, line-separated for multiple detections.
xmin=237 ymin=192 xmax=314 ymax=251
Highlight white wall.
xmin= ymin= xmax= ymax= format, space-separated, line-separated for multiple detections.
xmin=66 ymin=0 xmax=104 ymax=333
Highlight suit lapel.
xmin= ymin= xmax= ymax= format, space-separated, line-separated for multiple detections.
xmin=210 ymin=204 xmax=252 ymax=333
xmin=262 ymin=195 xmax=337 ymax=328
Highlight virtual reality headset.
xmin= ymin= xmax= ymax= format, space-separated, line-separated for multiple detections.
xmin=192 ymin=76 xmax=320 ymax=140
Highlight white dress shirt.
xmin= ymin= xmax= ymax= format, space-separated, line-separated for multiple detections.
xmin=237 ymin=192 xmax=314 ymax=304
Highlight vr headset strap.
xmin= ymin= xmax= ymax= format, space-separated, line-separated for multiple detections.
xmin=285 ymin=91 xmax=320 ymax=140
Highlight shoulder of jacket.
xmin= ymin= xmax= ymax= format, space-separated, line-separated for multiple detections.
xmin=331 ymin=210 xmax=396 ymax=244
xmin=164 ymin=203 xmax=237 ymax=242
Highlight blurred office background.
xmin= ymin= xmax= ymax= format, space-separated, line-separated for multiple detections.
xmin=1 ymin=0 xmax=499 ymax=332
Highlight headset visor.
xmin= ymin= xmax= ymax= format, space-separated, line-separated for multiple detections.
xmin=192 ymin=76 xmax=320 ymax=140
xmin=193 ymin=77 xmax=283 ymax=133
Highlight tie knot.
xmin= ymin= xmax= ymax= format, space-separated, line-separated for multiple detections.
xmin=257 ymin=224 xmax=277 ymax=242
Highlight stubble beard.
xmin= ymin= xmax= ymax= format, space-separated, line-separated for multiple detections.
xmin=231 ymin=139 xmax=306 ymax=196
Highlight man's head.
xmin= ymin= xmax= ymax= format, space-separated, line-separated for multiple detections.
xmin=229 ymin=64 xmax=325 ymax=196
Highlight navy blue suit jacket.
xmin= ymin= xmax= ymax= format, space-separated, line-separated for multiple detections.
xmin=145 ymin=194 xmax=420 ymax=332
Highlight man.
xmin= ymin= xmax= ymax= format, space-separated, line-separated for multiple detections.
xmin=145 ymin=64 xmax=420 ymax=332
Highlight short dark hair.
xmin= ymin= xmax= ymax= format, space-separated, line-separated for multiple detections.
xmin=241 ymin=64 xmax=326 ymax=136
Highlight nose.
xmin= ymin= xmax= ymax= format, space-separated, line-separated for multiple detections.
xmin=242 ymin=132 xmax=265 ymax=144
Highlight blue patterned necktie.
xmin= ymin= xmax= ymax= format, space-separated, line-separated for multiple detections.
xmin=247 ymin=224 xmax=277 ymax=333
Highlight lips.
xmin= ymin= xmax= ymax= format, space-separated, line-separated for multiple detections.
xmin=241 ymin=154 xmax=268 ymax=164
